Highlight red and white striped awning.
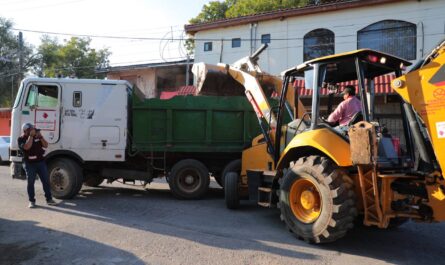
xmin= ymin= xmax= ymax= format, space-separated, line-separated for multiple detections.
xmin=177 ymin=86 xmax=198 ymax=96
xmin=159 ymin=86 xmax=198 ymax=99
xmin=295 ymin=74 xmax=395 ymax=97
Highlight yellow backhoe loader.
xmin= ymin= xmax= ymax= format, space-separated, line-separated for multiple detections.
xmin=193 ymin=40 xmax=445 ymax=243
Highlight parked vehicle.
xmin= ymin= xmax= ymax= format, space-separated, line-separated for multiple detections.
xmin=195 ymin=41 xmax=445 ymax=243
xmin=9 ymin=78 xmax=261 ymax=199
xmin=0 ymin=136 xmax=10 ymax=164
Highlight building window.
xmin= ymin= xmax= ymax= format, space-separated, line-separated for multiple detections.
xmin=261 ymin=34 xmax=271 ymax=44
xmin=303 ymin=28 xmax=335 ymax=61
xmin=204 ymin=42 xmax=212 ymax=52
xmin=358 ymin=20 xmax=416 ymax=60
xmin=232 ymin=38 xmax=241 ymax=48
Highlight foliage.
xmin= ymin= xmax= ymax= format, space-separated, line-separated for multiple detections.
xmin=0 ymin=18 xmax=35 ymax=107
xmin=189 ymin=0 xmax=335 ymax=24
xmin=36 ymin=36 xmax=110 ymax=79
xmin=189 ymin=1 xmax=232 ymax=24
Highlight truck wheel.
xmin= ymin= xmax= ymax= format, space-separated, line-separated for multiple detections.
xmin=48 ymin=158 xmax=83 ymax=199
xmin=84 ymin=176 xmax=104 ymax=187
xmin=279 ymin=156 xmax=357 ymax=243
xmin=220 ymin=159 xmax=241 ymax=188
xmin=168 ymin=159 xmax=210 ymax=199
xmin=224 ymin=172 xmax=240 ymax=209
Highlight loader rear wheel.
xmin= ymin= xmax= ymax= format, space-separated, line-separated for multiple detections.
xmin=48 ymin=158 xmax=83 ymax=199
xmin=225 ymin=172 xmax=240 ymax=209
xmin=279 ymin=156 xmax=356 ymax=243
xmin=168 ymin=159 xmax=210 ymax=199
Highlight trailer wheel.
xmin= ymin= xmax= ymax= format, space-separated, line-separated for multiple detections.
xmin=279 ymin=156 xmax=357 ymax=243
xmin=168 ymin=159 xmax=210 ymax=199
xmin=48 ymin=158 xmax=83 ymax=199
xmin=219 ymin=159 xmax=241 ymax=188
xmin=84 ymin=175 xmax=104 ymax=187
xmin=225 ymin=172 xmax=240 ymax=209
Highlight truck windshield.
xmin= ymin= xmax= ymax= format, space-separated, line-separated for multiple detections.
xmin=13 ymin=83 xmax=24 ymax=109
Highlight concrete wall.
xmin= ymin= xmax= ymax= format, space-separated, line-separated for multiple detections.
xmin=107 ymin=65 xmax=189 ymax=98
xmin=107 ymin=69 xmax=157 ymax=98
xmin=193 ymin=0 xmax=445 ymax=74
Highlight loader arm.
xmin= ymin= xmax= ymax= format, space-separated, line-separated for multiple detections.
xmin=392 ymin=40 xmax=445 ymax=174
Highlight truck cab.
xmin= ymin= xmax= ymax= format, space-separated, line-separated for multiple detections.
xmin=10 ymin=78 xmax=131 ymax=198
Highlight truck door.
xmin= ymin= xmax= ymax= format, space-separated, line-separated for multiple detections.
xmin=22 ymin=83 xmax=61 ymax=143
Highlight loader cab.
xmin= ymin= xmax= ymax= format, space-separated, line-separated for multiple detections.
xmin=275 ymin=49 xmax=413 ymax=169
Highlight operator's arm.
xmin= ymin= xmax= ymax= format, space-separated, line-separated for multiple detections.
xmin=327 ymin=101 xmax=345 ymax=123
xmin=22 ymin=136 xmax=34 ymax=151
xmin=37 ymin=132 xmax=48 ymax=148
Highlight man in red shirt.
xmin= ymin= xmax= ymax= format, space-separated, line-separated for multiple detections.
xmin=18 ymin=123 xmax=56 ymax=208
xmin=327 ymin=85 xmax=362 ymax=127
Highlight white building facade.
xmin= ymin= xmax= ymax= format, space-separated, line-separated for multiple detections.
xmin=186 ymin=0 xmax=445 ymax=75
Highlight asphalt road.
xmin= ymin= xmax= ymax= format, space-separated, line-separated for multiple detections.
xmin=1 ymin=165 xmax=445 ymax=265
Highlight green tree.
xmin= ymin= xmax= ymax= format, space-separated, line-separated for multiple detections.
xmin=226 ymin=0 xmax=311 ymax=18
xmin=189 ymin=0 xmax=333 ymax=23
xmin=189 ymin=1 xmax=234 ymax=24
xmin=0 ymin=18 xmax=36 ymax=107
xmin=36 ymin=36 xmax=110 ymax=79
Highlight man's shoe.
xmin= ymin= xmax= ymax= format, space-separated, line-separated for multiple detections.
xmin=28 ymin=202 xmax=36 ymax=208
xmin=46 ymin=199 xmax=57 ymax=205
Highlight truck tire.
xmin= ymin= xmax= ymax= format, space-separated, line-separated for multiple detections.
xmin=279 ymin=156 xmax=357 ymax=243
xmin=224 ymin=172 xmax=240 ymax=209
xmin=84 ymin=176 xmax=104 ymax=187
xmin=219 ymin=159 xmax=241 ymax=188
xmin=48 ymin=158 xmax=83 ymax=199
xmin=168 ymin=159 xmax=210 ymax=199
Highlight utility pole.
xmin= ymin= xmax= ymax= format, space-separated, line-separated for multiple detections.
xmin=11 ymin=76 xmax=14 ymax=104
xmin=185 ymin=54 xmax=190 ymax=86
xmin=18 ymin=32 xmax=24 ymax=84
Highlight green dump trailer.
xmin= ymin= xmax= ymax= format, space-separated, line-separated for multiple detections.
xmin=130 ymin=93 xmax=261 ymax=199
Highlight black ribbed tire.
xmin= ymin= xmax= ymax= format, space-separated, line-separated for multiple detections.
xmin=225 ymin=172 xmax=240 ymax=209
xmin=220 ymin=159 xmax=241 ymax=189
xmin=279 ymin=156 xmax=357 ymax=244
xmin=48 ymin=158 xmax=83 ymax=199
xmin=168 ymin=159 xmax=210 ymax=199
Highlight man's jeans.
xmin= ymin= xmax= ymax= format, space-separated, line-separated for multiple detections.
xmin=23 ymin=160 xmax=52 ymax=202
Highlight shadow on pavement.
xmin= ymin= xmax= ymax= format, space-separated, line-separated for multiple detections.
xmin=0 ymin=217 xmax=144 ymax=265
xmin=320 ymin=222 xmax=444 ymax=265
xmin=39 ymin=184 xmax=319 ymax=261
xmin=40 ymin=183 xmax=444 ymax=264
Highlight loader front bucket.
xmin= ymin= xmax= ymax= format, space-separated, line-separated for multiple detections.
xmin=192 ymin=63 xmax=245 ymax=96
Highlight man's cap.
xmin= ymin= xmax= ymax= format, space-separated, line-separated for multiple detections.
xmin=22 ymin=123 xmax=34 ymax=132
xmin=341 ymin=85 xmax=356 ymax=96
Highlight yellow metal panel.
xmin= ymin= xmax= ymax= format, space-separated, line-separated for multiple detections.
xmin=277 ymin=128 xmax=352 ymax=168
xmin=392 ymin=46 xmax=445 ymax=174
xmin=241 ymin=141 xmax=273 ymax=185
xmin=426 ymin=184 xmax=445 ymax=221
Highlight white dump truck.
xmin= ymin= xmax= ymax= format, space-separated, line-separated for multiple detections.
xmin=9 ymin=77 xmax=259 ymax=199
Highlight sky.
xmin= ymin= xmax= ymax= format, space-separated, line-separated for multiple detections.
xmin=0 ymin=0 xmax=211 ymax=66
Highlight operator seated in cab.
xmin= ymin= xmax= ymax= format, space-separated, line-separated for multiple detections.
xmin=326 ymin=85 xmax=362 ymax=132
